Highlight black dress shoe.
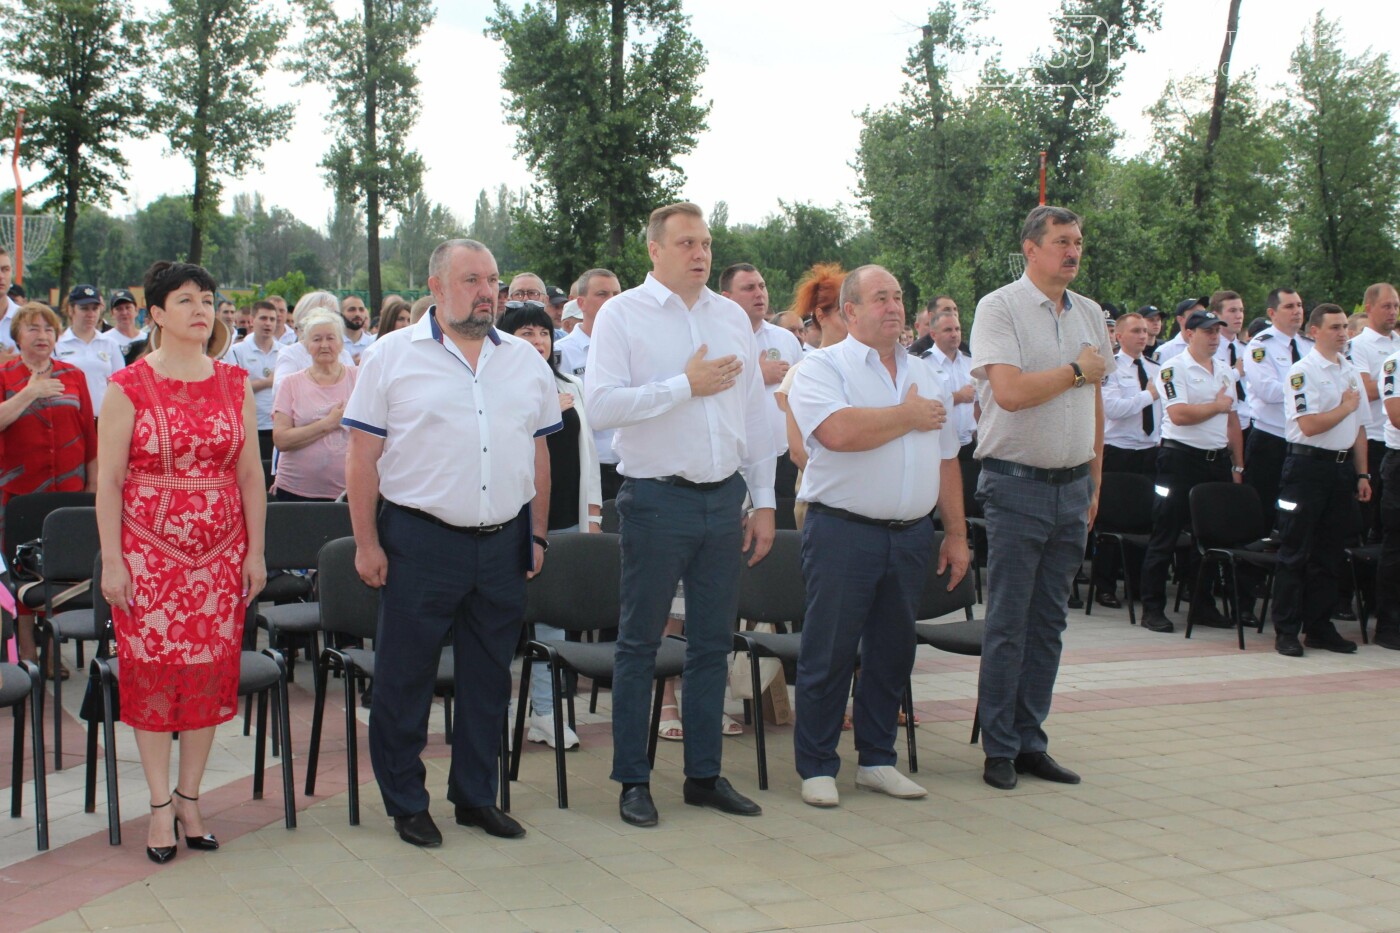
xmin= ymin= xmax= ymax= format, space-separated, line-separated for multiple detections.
xmin=1375 ymin=628 xmax=1400 ymax=650
xmin=1189 ymin=603 xmax=1234 ymax=629
xmin=393 ymin=810 xmax=443 ymax=847
xmin=1304 ymin=631 xmax=1357 ymax=654
xmin=1014 ymin=752 xmax=1081 ymax=784
xmin=682 ymin=777 xmax=762 ymax=816
xmin=1275 ymin=633 xmax=1304 ymax=657
xmin=619 ymin=785 xmax=658 ymax=827
xmin=455 ymin=805 xmax=525 ymax=838
xmin=983 ymin=757 xmax=1017 ymax=790
xmin=1067 ymin=592 xmax=1084 ymax=610
xmin=1094 ymin=591 xmax=1122 ymax=609
xmin=1140 ymin=609 xmax=1173 ymax=633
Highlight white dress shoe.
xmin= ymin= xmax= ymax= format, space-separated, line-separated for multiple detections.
xmin=527 ymin=714 xmax=580 ymax=750
xmin=801 ymin=776 xmax=840 ymax=807
xmin=855 ymin=765 xmax=927 ymax=799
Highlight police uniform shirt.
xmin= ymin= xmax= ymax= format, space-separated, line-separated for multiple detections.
xmin=229 ymin=335 xmax=282 ymax=430
xmin=343 ymin=309 xmax=562 ymax=527
xmin=1285 ymin=349 xmax=1363 ymax=451
xmin=1103 ymin=350 xmax=1162 ymax=450
xmin=1154 ymin=332 xmax=1187 ymax=365
xmin=1245 ymin=326 xmax=1314 ymax=437
xmin=925 ymin=345 xmax=977 ymax=446
xmin=1157 ymin=351 xmax=1237 ymax=450
xmin=1380 ymin=350 xmax=1400 ymax=450
xmin=754 ymin=320 xmax=804 ymax=454
xmin=1347 ymin=327 xmax=1400 ymax=442
xmin=54 ymin=328 xmax=125 ymax=413
xmin=1215 ymin=336 xmax=1250 ymax=404
xmin=789 ymin=336 xmax=958 ymax=521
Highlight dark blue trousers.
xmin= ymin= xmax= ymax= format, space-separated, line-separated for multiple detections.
xmin=794 ymin=512 xmax=934 ymax=779
xmin=369 ymin=506 xmax=527 ymax=817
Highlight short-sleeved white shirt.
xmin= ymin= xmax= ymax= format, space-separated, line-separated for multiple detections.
xmin=1285 ymin=350 xmax=1362 ymax=451
xmin=1157 ymin=351 xmax=1237 ymax=450
xmin=790 ymin=336 xmax=958 ymax=521
xmin=925 ymin=345 xmax=976 ymax=446
xmin=754 ymin=320 xmax=804 ymax=454
xmin=54 ymin=329 xmax=125 ymax=413
xmin=229 ymin=335 xmax=281 ymax=429
xmin=1380 ymin=350 xmax=1400 ymax=450
xmin=555 ymin=325 xmax=617 ymax=465
xmin=343 ymin=309 xmax=562 ymax=527
xmin=344 ymin=330 xmax=376 ymax=363
xmin=1154 ymin=332 xmax=1186 ymax=365
xmin=1347 ymin=327 xmax=1400 ymax=441
xmin=1103 ymin=350 xmax=1162 ymax=451
xmin=1245 ymin=326 xmax=1313 ymax=437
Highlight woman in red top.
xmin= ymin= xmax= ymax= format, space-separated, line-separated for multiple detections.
xmin=96 ymin=261 xmax=265 ymax=863
xmin=0 ymin=302 xmax=98 ymax=666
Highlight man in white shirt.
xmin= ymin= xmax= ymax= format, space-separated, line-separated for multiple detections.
xmin=1244 ymin=287 xmax=1313 ymax=531
xmin=721 ymin=263 xmax=803 ymax=499
xmin=0 ymin=247 xmax=20 ymax=361
xmin=556 ymin=268 xmax=623 ymax=499
xmin=787 ymin=264 xmax=967 ymax=808
xmin=270 ymin=294 xmax=296 ymax=346
xmin=1347 ymin=282 xmax=1399 ymax=542
xmin=923 ymin=307 xmax=977 ymax=458
xmin=1375 ymin=346 xmax=1400 ymax=649
xmin=1211 ymin=290 xmax=1251 ymax=438
xmin=340 ymin=294 xmax=376 ymax=363
xmin=1154 ymin=297 xmax=1206 ymax=365
xmin=230 ymin=301 xmax=281 ymax=459
xmin=55 ymin=285 xmax=125 ymax=413
xmin=586 ymin=202 xmax=776 ymax=828
xmin=106 ymin=289 xmax=144 ymax=361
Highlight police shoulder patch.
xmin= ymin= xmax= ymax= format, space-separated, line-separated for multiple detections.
xmin=1295 ymin=395 xmax=1307 ymax=413
xmin=1289 ymin=373 xmax=1304 ymax=389
xmin=1258 ymin=332 xmax=1273 ymax=341
xmin=1386 ymin=359 xmax=1397 ymax=374
xmin=1160 ymin=367 xmax=1174 ymax=383
xmin=1251 ymin=347 xmax=1267 ymax=363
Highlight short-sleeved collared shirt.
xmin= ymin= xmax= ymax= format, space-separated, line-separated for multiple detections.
xmin=343 ymin=309 xmax=562 ymax=527
xmin=925 ymin=346 xmax=976 ymax=446
xmin=1285 ymin=349 xmax=1362 ymax=451
xmin=1158 ymin=351 xmax=1237 ymax=450
xmin=584 ymin=274 xmax=777 ymax=508
xmin=790 ymin=336 xmax=958 ymax=521
xmin=1103 ymin=350 xmax=1162 ymax=451
xmin=1154 ymin=332 xmax=1187 ymax=365
xmin=1347 ymin=327 xmax=1400 ymax=441
xmin=1245 ymin=326 xmax=1314 ymax=437
xmin=754 ymin=320 xmax=804 ymax=454
xmin=276 ymin=328 xmax=297 ymax=347
xmin=344 ymin=330 xmax=375 ymax=362
xmin=53 ymin=329 xmax=125 ymax=414
xmin=229 ymin=335 xmax=281 ymax=429
xmin=970 ymin=274 xmax=1116 ymax=470
xmin=0 ymin=297 xmax=20 ymax=351
xmin=555 ymin=326 xmax=616 ymax=465
xmin=1380 ymin=350 xmax=1400 ymax=450
xmin=1215 ymin=337 xmax=1250 ymax=409
xmin=272 ymin=341 xmax=354 ymax=393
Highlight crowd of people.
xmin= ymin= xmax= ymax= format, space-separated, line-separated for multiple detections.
xmin=1 ymin=195 xmax=1396 ymax=854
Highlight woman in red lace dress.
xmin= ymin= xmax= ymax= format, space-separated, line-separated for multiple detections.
xmin=96 ymin=262 xmax=266 ymax=863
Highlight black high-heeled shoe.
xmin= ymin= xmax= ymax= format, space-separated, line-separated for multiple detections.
xmin=147 ymin=799 xmax=178 ymax=864
xmin=173 ymin=788 xmax=219 ymax=851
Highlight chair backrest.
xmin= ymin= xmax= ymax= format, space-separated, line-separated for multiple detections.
xmin=4 ymin=492 xmax=96 ymax=565
xmin=265 ymin=501 xmax=353 ymax=572
xmin=916 ymin=532 xmax=977 ymax=620
xmin=1189 ymin=482 xmax=1268 ymax=549
xmin=317 ymin=537 xmax=380 ymax=641
xmin=600 ymin=499 xmax=619 ymax=533
xmin=525 ymin=532 xmax=622 ymax=634
xmin=40 ymin=507 xmax=101 ymax=582
xmin=774 ymin=498 xmax=798 ymax=531
xmin=737 ymin=529 xmax=805 ymax=626
xmin=959 ymin=458 xmax=983 ymax=519
xmin=1094 ymin=472 xmax=1156 ymax=535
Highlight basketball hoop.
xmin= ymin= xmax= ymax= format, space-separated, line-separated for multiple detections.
xmin=1007 ymin=252 xmax=1027 ymax=279
xmin=0 ymin=214 xmax=57 ymax=281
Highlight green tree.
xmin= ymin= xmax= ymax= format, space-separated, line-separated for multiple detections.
xmin=0 ymin=0 xmax=146 ymax=298
xmin=294 ymin=0 xmax=434 ymax=312
xmin=326 ymin=189 xmax=365 ymax=289
xmin=151 ymin=0 xmax=293 ymax=265
xmin=393 ymin=192 xmax=457 ymax=289
xmin=487 ymin=0 xmax=710 ymax=281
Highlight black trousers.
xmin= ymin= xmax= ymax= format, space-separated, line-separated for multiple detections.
xmin=1140 ymin=445 xmax=1229 ymax=613
xmin=1091 ymin=445 xmax=1158 ymax=594
xmin=600 ymin=462 xmax=624 ymax=505
xmin=1378 ymin=451 xmax=1400 ymax=633
xmin=775 ymin=451 xmax=799 ymax=501
xmin=257 ymin=428 xmax=274 ymax=461
xmin=1270 ymin=455 xmax=1360 ymax=638
xmin=1244 ymin=429 xmax=1287 ymax=532
xmin=1361 ymin=439 xmax=1388 ymax=543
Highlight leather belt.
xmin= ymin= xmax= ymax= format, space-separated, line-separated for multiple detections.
xmin=1162 ymin=439 xmax=1229 ymax=462
xmin=386 ymin=501 xmax=511 ymax=536
xmin=648 ymin=473 xmax=736 ymax=492
xmin=1287 ymin=443 xmax=1352 ymax=463
xmin=981 ymin=458 xmax=1090 ymax=485
xmin=807 ymin=502 xmax=927 ymax=530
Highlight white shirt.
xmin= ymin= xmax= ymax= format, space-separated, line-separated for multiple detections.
xmin=272 ymin=341 xmax=355 ymax=393
xmin=1285 ymin=349 xmax=1363 ymax=450
xmin=754 ymin=320 xmax=804 ymax=454
xmin=1154 ymin=332 xmax=1187 ymax=364
xmin=343 ymin=310 xmax=562 ymax=527
xmin=1380 ymin=351 xmax=1400 ymax=450
xmin=584 ymin=274 xmax=777 ymax=508
xmin=1158 ymin=351 xmax=1238 ymax=450
xmin=1214 ymin=336 xmax=1250 ymax=414
xmin=925 ymin=344 xmax=976 ymax=446
xmin=276 ymin=328 xmax=297 ymax=346
xmin=1103 ymin=350 xmax=1162 ymax=450
xmin=555 ymin=325 xmax=616 ymax=465
xmin=229 ymin=335 xmax=281 ymax=430
xmin=344 ymin=330 xmax=376 ymax=363
xmin=1347 ymin=327 xmax=1400 ymax=442
xmin=0 ymin=297 xmax=22 ymax=350
xmin=790 ymin=336 xmax=958 ymax=521
xmin=106 ymin=329 xmax=142 ymax=355
xmin=53 ymin=328 xmax=125 ymax=413
xmin=1245 ymin=326 xmax=1313 ymax=437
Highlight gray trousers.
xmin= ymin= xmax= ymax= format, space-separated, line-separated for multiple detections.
xmin=976 ymin=469 xmax=1092 ymax=759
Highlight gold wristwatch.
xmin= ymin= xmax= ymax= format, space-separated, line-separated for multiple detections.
xmin=1069 ymin=362 xmax=1086 ymax=388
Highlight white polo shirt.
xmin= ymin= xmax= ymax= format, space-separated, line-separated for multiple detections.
xmin=925 ymin=344 xmax=976 ymax=446
xmin=344 ymin=330 xmax=376 ymax=363
xmin=1380 ymin=351 xmax=1400 ymax=450
xmin=754 ymin=319 xmax=804 ymax=454
xmin=1157 ymin=351 xmax=1238 ymax=450
xmin=585 ymin=274 xmax=777 ymax=508
xmin=276 ymin=328 xmax=297 ymax=346
xmin=790 ymin=336 xmax=957 ymax=521
xmin=54 ymin=328 xmax=125 ymax=413
xmin=1245 ymin=326 xmax=1313 ymax=438
xmin=343 ymin=310 xmax=562 ymax=527
xmin=229 ymin=335 xmax=281 ymax=429
xmin=1154 ymin=332 xmax=1187 ymax=365
xmin=0 ymin=297 xmax=21 ymax=350
xmin=1347 ymin=327 xmax=1400 ymax=442
xmin=1103 ymin=350 xmax=1162 ymax=451
xmin=1285 ymin=349 xmax=1363 ymax=451
xmin=555 ymin=325 xmax=616 ymax=465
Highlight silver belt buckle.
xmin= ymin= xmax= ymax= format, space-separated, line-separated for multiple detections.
xmin=1336 ymin=450 xmax=1348 ymax=463
xmin=1204 ymin=449 xmax=1218 ymax=462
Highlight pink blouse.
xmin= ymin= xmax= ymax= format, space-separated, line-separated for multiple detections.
xmin=271 ymin=366 xmax=357 ymax=500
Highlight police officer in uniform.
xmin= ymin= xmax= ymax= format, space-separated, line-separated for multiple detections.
xmin=1374 ymin=346 xmax=1400 ymax=650
xmin=1244 ymin=288 xmax=1312 ymax=531
xmin=1154 ymin=297 xmax=1206 ymax=366
xmin=1271 ymin=303 xmax=1370 ymax=656
xmin=1138 ymin=310 xmax=1245 ymax=633
xmin=1211 ymin=290 xmax=1251 ymax=442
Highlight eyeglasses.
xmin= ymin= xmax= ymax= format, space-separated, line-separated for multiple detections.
xmin=510 ymin=289 xmax=545 ymax=300
xmin=504 ymin=300 xmax=546 ymax=313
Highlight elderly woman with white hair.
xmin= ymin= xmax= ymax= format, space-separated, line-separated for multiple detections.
xmin=271 ymin=291 xmax=354 ymax=391
xmin=270 ymin=310 xmax=357 ymax=501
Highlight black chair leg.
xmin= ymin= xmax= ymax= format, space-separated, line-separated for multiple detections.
xmin=27 ymin=664 xmax=49 ymax=851
xmin=271 ymin=652 xmax=296 ymax=829
xmin=305 ymin=654 xmax=330 ymax=796
xmin=646 ymin=679 xmax=665 ymax=768
xmin=499 ymin=713 xmax=510 ymax=814
xmin=551 ymin=663 xmax=569 ymax=809
xmin=84 ymin=705 xmax=99 ymax=814
xmin=1229 ymin=560 xmax=1246 ymax=651
xmin=49 ymin=629 xmax=64 ymax=772
xmin=1352 ymin=557 xmax=1370 ymax=643
xmin=748 ymin=643 xmax=768 ymax=791
xmin=1118 ymin=540 xmax=1138 ymax=626
xmin=100 ymin=669 xmax=121 ymax=845
xmin=510 ymin=655 xmax=532 ymax=781
xmin=345 ymin=666 xmax=361 ymax=826
xmin=903 ymin=684 xmax=918 ymax=774
xmin=969 ymin=703 xmax=981 ymax=745
xmin=243 ymin=693 xmax=253 ymax=736
xmin=11 ymin=704 xmax=23 ymax=817
xmin=252 ymin=691 xmax=268 ymax=800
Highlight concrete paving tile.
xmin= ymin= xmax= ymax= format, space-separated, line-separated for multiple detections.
xmin=257 ymin=905 xmax=348 ymax=932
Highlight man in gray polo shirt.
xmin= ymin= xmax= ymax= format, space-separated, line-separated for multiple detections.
xmin=970 ymin=205 xmax=1114 ymax=791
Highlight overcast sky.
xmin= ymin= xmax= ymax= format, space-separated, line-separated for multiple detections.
xmin=83 ymin=1 xmax=1400 ymax=231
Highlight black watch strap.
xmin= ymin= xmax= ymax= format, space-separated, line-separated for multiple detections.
xmin=532 ymin=534 xmax=549 ymax=551
xmin=1069 ymin=362 xmax=1085 ymax=387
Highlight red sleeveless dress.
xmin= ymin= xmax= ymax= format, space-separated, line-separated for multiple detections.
xmin=109 ymin=359 xmax=249 ymax=731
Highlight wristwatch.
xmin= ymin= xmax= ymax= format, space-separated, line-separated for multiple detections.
xmin=1069 ymin=362 xmax=1086 ymax=388
xmin=1358 ymin=473 xmax=1372 ymax=481
xmin=1231 ymin=466 xmax=1245 ymax=474
xmin=532 ymin=535 xmax=550 ymax=551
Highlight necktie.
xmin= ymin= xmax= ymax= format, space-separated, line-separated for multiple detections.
xmin=1290 ymin=338 xmax=1300 ymax=363
xmin=1136 ymin=358 xmax=1154 ymax=435
xmin=1229 ymin=343 xmax=1246 ymax=400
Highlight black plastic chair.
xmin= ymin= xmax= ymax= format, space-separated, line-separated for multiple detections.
xmin=774 ymin=498 xmax=798 ymax=531
xmin=1 ymin=611 xmax=48 ymax=851
xmin=510 ymin=532 xmax=684 ymax=808
xmin=1344 ymin=544 xmax=1380 ymax=643
xmin=1186 ymin=483 xmax=1279 ymax=649
xmin=304 ymin=538 xmax=475 ymax=824
xmin=908 ymin=543 xmax=980 ymax=768
xmin=600 ymin=499 xmax=619 ymax=534
xmin=36 ymin=507 xmax=102 ymax=770
xmin=1084 ymin=473 xmax=1155 ymax=626
xmin=959 ymin=458 xmax=987 ymax=603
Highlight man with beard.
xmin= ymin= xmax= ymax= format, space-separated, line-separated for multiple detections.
xmin=340 ymin=294 xmax=376 ymax=363
xmin=343 ymin=238 xmax=560 ymax=848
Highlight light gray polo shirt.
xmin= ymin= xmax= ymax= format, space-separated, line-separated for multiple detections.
xmin=970 ymin=274 xmax=1115 ymax=470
